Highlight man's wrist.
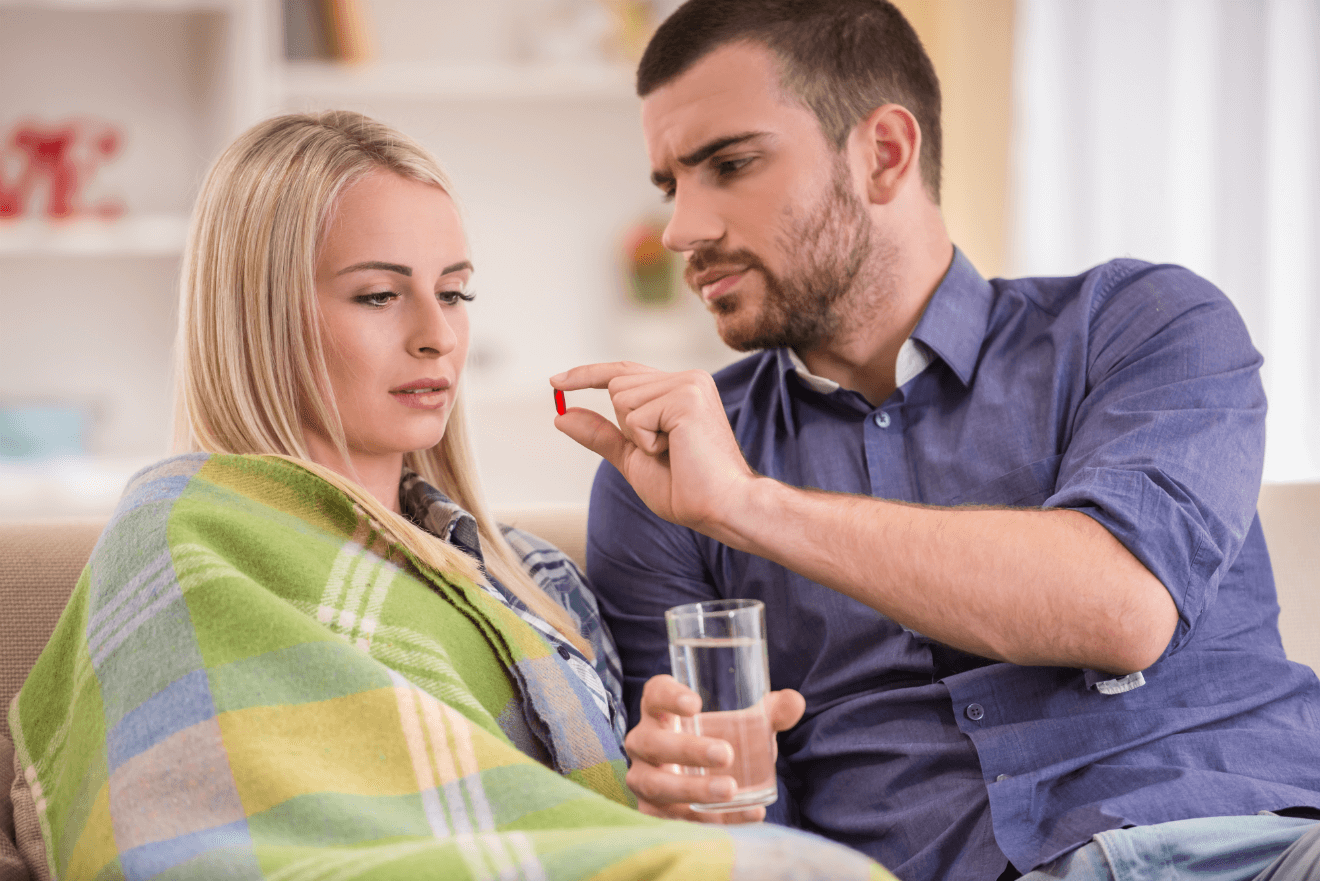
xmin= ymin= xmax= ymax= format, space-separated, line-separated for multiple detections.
xmin=702 ymin=473 xmax=787 ymax=554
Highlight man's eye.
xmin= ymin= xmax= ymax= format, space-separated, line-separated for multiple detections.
xmin=715 ymin=156 xmax=753 ymax=178
xmin=354 ymin=291 xmax=396 ymax=307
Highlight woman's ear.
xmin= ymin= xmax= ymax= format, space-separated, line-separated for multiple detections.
xmin=854 ymin=104 xmax=922 ymax=206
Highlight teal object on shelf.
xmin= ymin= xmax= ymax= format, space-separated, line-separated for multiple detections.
xmin=0 ymin=405 xmax=88 ymax=459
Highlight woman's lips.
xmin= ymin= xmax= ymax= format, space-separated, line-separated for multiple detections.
xmin=390 ymin=381 xmax=450 ymax=410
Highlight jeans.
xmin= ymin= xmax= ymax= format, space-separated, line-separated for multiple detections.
xmin=1019 ymin=815 xmax=1320 ymax=881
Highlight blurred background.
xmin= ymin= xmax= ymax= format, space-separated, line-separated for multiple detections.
xmin=1 ymin=0 xmax=1316 ymax=520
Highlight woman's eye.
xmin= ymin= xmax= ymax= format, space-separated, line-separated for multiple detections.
xmin=438 ymin=289 xmax=476 ymax=305
xmin=353 ymin=291 xmax=397 ymax=307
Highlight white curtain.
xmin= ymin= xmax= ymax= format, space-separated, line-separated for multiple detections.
xmin=1010 ymin=0 xmax=1320 ymax=482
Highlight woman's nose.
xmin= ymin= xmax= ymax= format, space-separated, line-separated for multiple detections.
xmin=410 ymin=296 xmax=458 ymax=358
xmin=662 ymin=186 xmax=725 ymax=254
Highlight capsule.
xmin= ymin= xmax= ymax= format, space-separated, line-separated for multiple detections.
xmin=554 ymin=388 xmax=566 ymax=416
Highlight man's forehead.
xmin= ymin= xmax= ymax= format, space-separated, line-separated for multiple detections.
xmin=641 ymin=43 xmax=802 ymax=164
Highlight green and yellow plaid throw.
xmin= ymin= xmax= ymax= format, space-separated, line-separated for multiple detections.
xmin=10 ymin=453 xmax=891 ymax=880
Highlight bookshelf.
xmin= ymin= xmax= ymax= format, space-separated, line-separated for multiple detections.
xmin=0 ymin=0 xmax=272 ymax=482
xmin=0 ymin=0 xmax=712 ymax=511
xmin=0 ymin=0 xmax=271 ymax=259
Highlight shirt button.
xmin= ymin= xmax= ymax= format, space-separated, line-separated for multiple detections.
xmin=556 ymin=644 xmax=572 ymax=660
xmin=995 ymin=774 xmax=1010 ymax=783
xmin=964 ymin=703 xmax=985 ymax=721
xmin=873 ymin=412 xmax=891 ymax=428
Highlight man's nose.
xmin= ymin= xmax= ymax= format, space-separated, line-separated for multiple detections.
xmin=662 ymin=185 xmax=725 ymax=254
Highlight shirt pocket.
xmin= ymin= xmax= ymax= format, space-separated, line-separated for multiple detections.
xmin=949 ymin=455 xmax=1063 ymax=507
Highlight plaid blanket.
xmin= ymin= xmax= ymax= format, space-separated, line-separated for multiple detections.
xmin=9 ymin=453 xmax=890 ymax=881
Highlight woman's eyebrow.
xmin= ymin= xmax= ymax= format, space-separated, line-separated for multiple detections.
xmin=335 ymin=260 xmax=472 ymax=277
xmin=337 ymin=260 xmax=411 ymax=277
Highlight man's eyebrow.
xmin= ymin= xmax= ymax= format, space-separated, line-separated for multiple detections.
xmin=335 ymin=260 xmax=473 ymax=277
xmin=651 ymin=132 xmax=766 ymax=187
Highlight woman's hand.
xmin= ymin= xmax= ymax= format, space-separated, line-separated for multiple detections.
xmin=624 ymin=674 xmax=805 ymax=824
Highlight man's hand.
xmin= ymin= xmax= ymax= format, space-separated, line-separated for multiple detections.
xmin=550 ymin=363 xmax=757 ymax=535
xmin=624 ymin=674 xmax=805 ymax=824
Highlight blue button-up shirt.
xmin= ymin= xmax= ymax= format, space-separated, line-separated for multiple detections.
xmin=586 ymin=250 xmax=1320 ymax=880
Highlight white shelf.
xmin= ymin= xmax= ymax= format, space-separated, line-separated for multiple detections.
xmin=279 ymin=59 xmax=637 ymax=103
xmin=0 ymin=214 xmax=190 ymax=256
xmin=0 ymin=0 xmax=229 ymax=9
xmin=0 ymin=455 xmax=158 ymax=520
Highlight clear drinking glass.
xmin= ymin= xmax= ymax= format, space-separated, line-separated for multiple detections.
xmin=665 ymin=598 xmax=777 ymax=812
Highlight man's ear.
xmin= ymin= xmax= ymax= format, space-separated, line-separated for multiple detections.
xmin=854 ymin=104 xmax=921 ymax=206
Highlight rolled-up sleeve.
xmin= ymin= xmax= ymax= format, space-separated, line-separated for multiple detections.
xmin=1044 ymin=264 xmax=1266 ymax=653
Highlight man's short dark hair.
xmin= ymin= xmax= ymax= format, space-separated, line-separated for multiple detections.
xmin=637 ymin=0 xmax=943 ymax=203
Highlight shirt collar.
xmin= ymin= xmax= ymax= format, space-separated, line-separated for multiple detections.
xmin=398 ymin=469 xmax=485 ymax=563
xmin=909 ymin=247 xmax=993 ymax=388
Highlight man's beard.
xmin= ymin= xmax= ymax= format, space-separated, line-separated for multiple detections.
xmin=685 ymin=161 xmax=876 ymax=353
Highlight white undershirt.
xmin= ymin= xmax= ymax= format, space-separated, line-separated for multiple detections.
xmin=787 ymin=338 xmax=934 ymax=397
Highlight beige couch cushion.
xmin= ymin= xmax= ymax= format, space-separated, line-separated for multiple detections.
xmin=1 ymin=732 xmax=28 ymax=881
xmin=0 ymin=519 xmax=103 ymax=737
xmin=1258 ymin=482 xmax=1320 ymax=673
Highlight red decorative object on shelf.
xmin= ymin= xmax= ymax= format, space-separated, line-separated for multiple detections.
xmin=622 ymin=215 xmax=679 ymax=307
xmin=0 ymin=118 xmax=125 ymax=221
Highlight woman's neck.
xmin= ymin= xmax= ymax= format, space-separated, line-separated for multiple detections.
xmin=303 ymin=433 xmax=405 ymax=513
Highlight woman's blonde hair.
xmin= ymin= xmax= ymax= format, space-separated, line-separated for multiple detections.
xmin=172 ymin=110 xmax=592 ymax=656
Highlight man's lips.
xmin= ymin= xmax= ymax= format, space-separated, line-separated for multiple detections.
xmin=694 ymin=269 xmax=747 ymax=303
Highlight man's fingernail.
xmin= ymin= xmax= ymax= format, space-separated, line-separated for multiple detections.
xmin=549 ymin=372 xmax=566 ymax=383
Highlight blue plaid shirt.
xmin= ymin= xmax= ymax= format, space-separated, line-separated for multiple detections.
xmin=587 ymin=249 xmax=1320 ymax=880
xmin=400 ymin=473 xmax=627 ymax=747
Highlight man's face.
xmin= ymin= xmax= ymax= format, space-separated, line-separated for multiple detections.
xmin=641 ymin=42 xmax=876 ymax=352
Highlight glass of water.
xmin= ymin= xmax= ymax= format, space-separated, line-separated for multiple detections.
xmin=664 ymin=598 xmax=777 ymax=812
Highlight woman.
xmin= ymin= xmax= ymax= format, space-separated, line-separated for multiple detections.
xmin=8 ymin=111 xmax=889 ymax=881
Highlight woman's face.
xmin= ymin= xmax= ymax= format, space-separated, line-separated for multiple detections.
xmin=308 ymin=169 xmax=471 ymax=485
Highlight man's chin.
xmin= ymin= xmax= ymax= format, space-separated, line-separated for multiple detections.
xmin=714 ymin=313 xmax=772 ymax=352
xmin=708 ymin=295 xmax=792 ymax=351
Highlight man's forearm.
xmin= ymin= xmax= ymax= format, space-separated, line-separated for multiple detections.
xmin=709 ymin=476 xmax=1178 ymax=674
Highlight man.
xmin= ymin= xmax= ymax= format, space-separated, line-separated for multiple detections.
xmin=551 ymin=1 xmax=1320 ymax=879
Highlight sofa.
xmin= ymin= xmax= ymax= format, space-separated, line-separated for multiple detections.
xmin=3 ymin=486 xmax=1318 ymax=878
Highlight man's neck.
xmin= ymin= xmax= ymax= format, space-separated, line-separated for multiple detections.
xmin=798 ymin=236 xmax=955 ymax=405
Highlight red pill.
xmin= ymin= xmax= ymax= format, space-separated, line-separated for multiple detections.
xmin=554 ymin=388 xmax=566 ymax=415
